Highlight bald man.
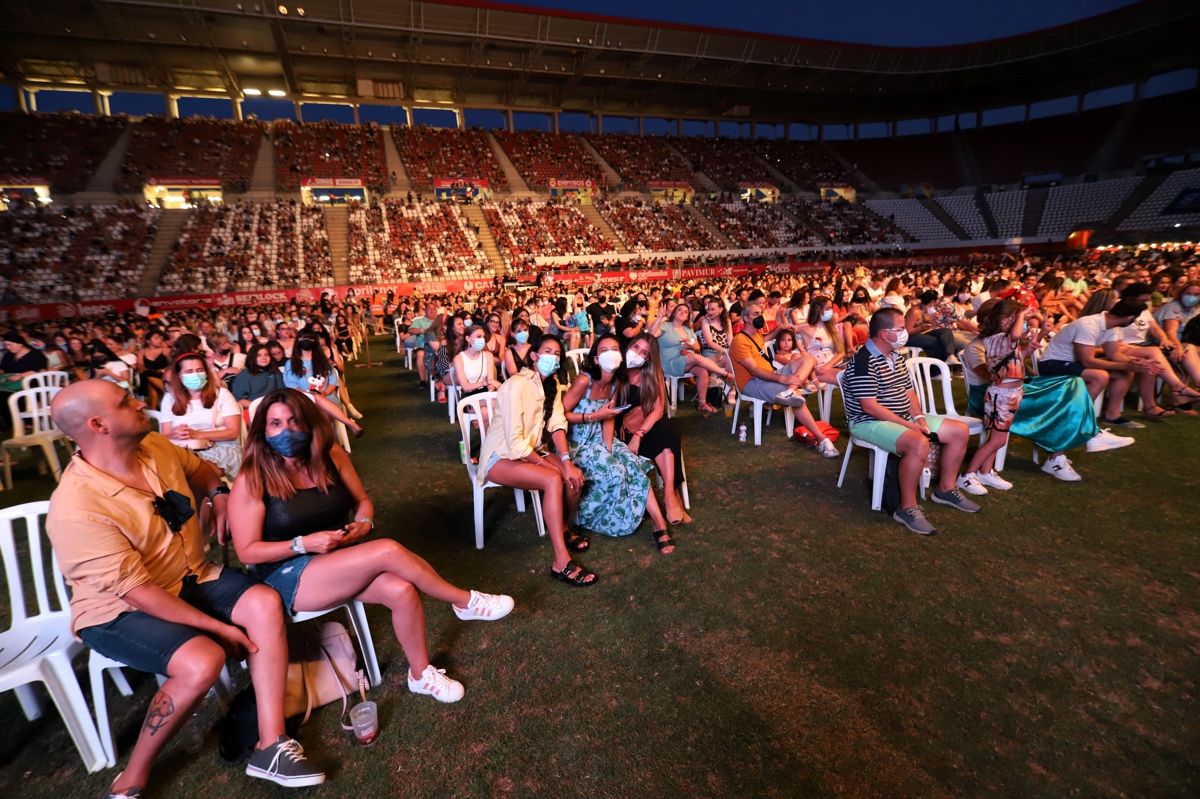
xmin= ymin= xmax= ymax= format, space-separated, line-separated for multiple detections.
xmin=47 ymin=381 xmax=325 ymax=798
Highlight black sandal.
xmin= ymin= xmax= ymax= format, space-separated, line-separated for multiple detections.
xmin=551 ymin=560 xmax=598 ymax=587
xmin=564 ymin=529 xmax=590 ymax=552
xmin=652 ymin=529 xmax=676 ymax=554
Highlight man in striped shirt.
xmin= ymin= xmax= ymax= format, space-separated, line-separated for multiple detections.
xmin=842 ymin=308 xmax=981 ymax=535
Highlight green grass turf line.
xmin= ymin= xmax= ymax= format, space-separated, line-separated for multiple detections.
xmin=0 ymin=339 xmax=1197 ymax=798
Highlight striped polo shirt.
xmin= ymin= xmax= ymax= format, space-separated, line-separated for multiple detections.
xmin=842 ymin=339 xmax=913 ymax=426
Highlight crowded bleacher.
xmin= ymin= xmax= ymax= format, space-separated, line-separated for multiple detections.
xmin=392 ymin=126 xmax=510 ymax=192
xmin=347 ymin=198 xmax=491 ymax=283
xmin=482 ymin=199 xmax=613 ymax=269
xmin=494 ymin=130 xmax=611 ymax=189
xmin=118 ymin=117 xmax=265 ymax=193
xmin=584 ymin=134 xmax=695 ymax=189
xmin=272 ymin=120 xmax=388 ymax=193
xmin=0 ymin=112 xmax=127 ymax=193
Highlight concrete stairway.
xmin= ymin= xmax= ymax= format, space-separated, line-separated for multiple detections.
xmin=919 ymin=196 xmax=969 ymax=240
xmin=80 ymin=122 xmax=135 ymax=196
xmin=685 ymin=204 xmax=736 ymax=247
xmin=581 ymin=204 xmax=630 ymax=253
xmin=137 ymin=208 xmax=188 ymax=296
xmin=460 ymin=204 xmax=506 ymax=275
xmin=382 ymin=127 xmax=412 ymax=195
xmin=244 ymin=134 xmax=276 ymax=197
xmin=1021 ymin=187 xmax=1049 ymax=237
xmin=322 ymin=206 xmax=350 ymax=285
xmin=486 ymin=132 xmax=532 ymax=194
xmin=664 ymin=139 xmax=720 ymax=194
xmin=974 ymin=188 xmax=999 ymax=238
xmin=578 ymin=136 xmax=623 ymax=191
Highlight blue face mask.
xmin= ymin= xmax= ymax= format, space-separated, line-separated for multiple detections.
xmin=820 ymin=309 xmax=834 ymax=322
xmin=514 ymin=330 xmax=530 ymax=344
xmin=181 ymin=373 xmax=207 ymax=391
xmin=266 ymin=428 xmax=312 ymax=458
xmin=471 ymin=337 xmax=486 ymax=352
xmin=536 ymin=353 xmax=560 ymax=377
xmin=1182 ymin=294 xmax=1200 ymax=308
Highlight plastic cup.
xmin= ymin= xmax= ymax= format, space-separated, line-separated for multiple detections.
xmin=349 ymin=700 xmax=378 ymax=746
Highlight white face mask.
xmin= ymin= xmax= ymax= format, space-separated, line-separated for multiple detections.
xmin=888 ymin=328 xmax=910 ymax=349
xmin=597 ymin=350 xmax=623 ymax=372
xmin=625 ymin=351 xmax=647 ymax=369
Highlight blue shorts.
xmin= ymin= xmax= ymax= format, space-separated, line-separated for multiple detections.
xmin=78 ymin=567 xmax=259 ymax=676
xmin=252 ymin=555 xmax=317 ymax=614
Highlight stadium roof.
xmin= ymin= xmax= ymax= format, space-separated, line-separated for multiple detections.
xmin=1 ymin=0 xmax=1198 ymax=124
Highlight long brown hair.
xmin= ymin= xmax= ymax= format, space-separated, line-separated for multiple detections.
xmin=168 ymin=353 xmax=218 ymax=417
xmin=240 ymin=388 xmax=336 ymax=501
xmin=622 ymin=332 xmax=665 ymax=418
xmin=806 ymin=295 xmax=846 ymax=354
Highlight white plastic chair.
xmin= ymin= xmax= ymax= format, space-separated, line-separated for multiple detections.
xmin=905 ymin=357 xmax=1007 ymax=468
xmin=3 ymin=386 xmax=69 ymax=489
xmin=564 ymin=348 xmax=588 ymax=380
xmin=724 ymin=354 xmax=793 ymax=445
xmin=664 ymin=373 xmax=694 ymax=418
xmin=0 ymin=501 xmax=106 ymax=772
xmin=446 ymin=383 xmax=459 ymax=424
xmin=393 ymin=318 xmax=405 ymax=353
xmin=248 ymin=396 xmax=351 ymax=453
xmin=291 ymin=602 xmax=382 ymax=688
xmin=834 ymin=372 xmax=929 ymax=511
xmin=456 ymin=392 xmax=545 ymax=550
xmin=20 ymin=371 xmax=70 ymax=390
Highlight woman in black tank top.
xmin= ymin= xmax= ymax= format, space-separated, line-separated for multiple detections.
xmin=230 ymin=389 xmax=515 ymax=704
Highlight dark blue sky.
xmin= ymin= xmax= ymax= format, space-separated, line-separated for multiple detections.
xmin=525 ymin=0 xmax=1135 ymax=46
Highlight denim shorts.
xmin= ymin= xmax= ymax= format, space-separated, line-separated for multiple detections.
xmin=78 ymin=567 xmax=258 ymax=676
xmin=1036 ymin=359 xmax=1084 ymax=377
xmin=253 ymin=555 xmax=317 ymax=614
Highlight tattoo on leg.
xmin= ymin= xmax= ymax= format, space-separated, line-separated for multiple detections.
xmin=143 ymin=690 xmax=175 ymax=737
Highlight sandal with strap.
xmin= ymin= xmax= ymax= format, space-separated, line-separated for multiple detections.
xmin=1143 ymin=406 xmax=1175 ymax=419
xmin=550 ymin=559 xmax=598 ymax=587
xmin=652 ymin=529 xmax=676 ymax=554
xmin=564 ymin=529 xmax=590 ymax=552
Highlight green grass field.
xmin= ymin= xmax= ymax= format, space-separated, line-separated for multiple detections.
xmin=2 ymin=339 xmax=1197 ymax=798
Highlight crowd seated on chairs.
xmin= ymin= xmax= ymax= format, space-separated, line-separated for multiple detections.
xmin=272 ymin=120 xmax=388 ymax=193
xmin=583 ymin=134 xmax=695 ymax=189
xmin=119 ymin=117 xmax=265 ymax=193
xmin=391 ymin=126 xmax=509 ymax=192
xmin=0 ymin=112 xmax=128 ymax=193
xmin=750 ymin=140 xmax=855 ymax=189
xmin=161 ymin=200 xmax=333 ymax=294
xmin=694 ymin=199 xmax=822 ymax=249
xmin=782 ymin=198 xmax=911 ymax=245
xmin=347 ymin=198 xmax=492 ymax=284
xmin=493 ymin=131 xmax=610 ymax=190
xmin=0 ymin=202 xmax=161 ymax=302
xmin=482 ymin=199 xmax=614 ymax=270
xmin=595 ymin=199 xmax=723 ymax=251
xmin=668 ymin=137 xmax=778 ymax=191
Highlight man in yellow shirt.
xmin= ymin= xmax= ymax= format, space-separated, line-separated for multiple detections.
xmin=47 ymin=381 xmax=325 ymax=797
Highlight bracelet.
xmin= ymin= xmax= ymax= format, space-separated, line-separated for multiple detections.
xmin=355 ymin=517 xmax=374 ymax=530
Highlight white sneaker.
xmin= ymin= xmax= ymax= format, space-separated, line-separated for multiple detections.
xmin=774 ymin=388 xmax=796 ymax=401
xmin=956 ymin=472 xmax=989 ymax=496
xmin=408 ymin=664 xmax=465 ymax=703
xmin=977 ymin=470 xmax=1013 ymax=491
xmin=1041 ymin=453 xmax=1082 ymax=482
xmin=453 ymin=590 xmax=515 ymax=622
xmin=1086 ymin=429 xmax=1135 ymax=453
xmin=816 ymin=438 xmax=839 ymax=458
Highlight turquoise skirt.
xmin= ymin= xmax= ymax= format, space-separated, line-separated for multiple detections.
xmin=967 ymin=375 xmax=1098 ymax=454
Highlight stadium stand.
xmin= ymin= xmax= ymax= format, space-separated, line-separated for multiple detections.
xmin=118 ymin=117 xmax=264 ymax=193
xmin=983 ymin=189 xmax=1026 ymax=237
xmin=346 ymin=199 xmax=491 ymax=283
xmin=493 ymin=131 xmax=609 ymax=190
xmin=1037 ymin=177 xmax=1142 ymax=236
xmin=935 ymin=194 xmax=990 ymax=239
xmin=0 ymin=112 xmax=127 ymax=194
xmin=391 ymin=126 xmax=510 ymax=192
xmin=786 ymin=198 xmax=912 ymax=245
xmin=669 ymin=137 xmax=777 ymax=191
xmin=750 ymin=140 xmax=855 ymax=189
xmin=863 ymin=197 xmax=956 ymax=241
xmin=1115 ymin=92 xmax=1200 ymax=167
xmin=160 ymin=200 xmax=332 ymax=294
xmin=834 ymin=133 xmax=963 ymax=192
xmin=966 ymin=108 xmax=1120 ymax=184
xmin=583 ymin=134 xmax=694 ymax=189
xmin=272 ymin=120 xmax=388 ymax=193
xmin=694 ymin=200 xmax=821 ymax=248
xmin=596 ymin=199 xmax=724 ymax=251
xmin=482 ymin=199 xmax=613 ymax=269
xmin=1117 ymin=167 xmax=1200 ymax=232
xmin=0 ymin=203 xmax=160 ymax=301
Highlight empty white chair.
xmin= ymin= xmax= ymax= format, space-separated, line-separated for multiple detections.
xmin=456 ymin=392 xmax=545 ymax=550
xmin=0 ymin=501 xmax=106 ymax=772
xmin=21 ymin=371 xmax=70 ymax=390
xmin=563 ymin=348 xmax=589 ymax=380
xmin=3 ymin=386 xmax=69 ymax=489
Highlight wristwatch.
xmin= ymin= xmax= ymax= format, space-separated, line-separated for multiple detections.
xmin=558 ymin=453 xmax=571 ymax=462
xmin=207 ymin=485 xmax=231 ymax=502
xmin=290 ymin=536 xmax=307 ymax=555
xmin=355 ymin=517 xmax=375 ymax=530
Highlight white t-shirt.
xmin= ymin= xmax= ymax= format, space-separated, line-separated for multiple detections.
xmin=160 ymin=387 xmax=241 ymax=431
xmin=1041 ymin=314 xmax=1117 ymax=363
xmin=1119 ymin=309 xmax=1154 ymax=345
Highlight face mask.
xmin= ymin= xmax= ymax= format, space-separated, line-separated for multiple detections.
xmin=251 ymin=328 xmax=261 ymax=336
xmin=536 ymin=353 xmax=560 ymax=377
xmin=514 ymin=330 xmax=530 ymax=344
xmin=29 ymin=341 xmax=45 ymax=350
xmin=888 ymin=329 xmax=909 ymax=348
xmin=751 ymin=315 xmax=766 ymax=330
xmin=820 ymin=310 xmax=834 ymax=322
xmin=626 ymin=351 xmax=647 ymax=369
xmin=299 ymin=340 xmax=314 ymax=351
xmin=597 ymin=350 xmax=623 ymax=372
xmin=957 ymin=293 xmax=971 ymax=303
xmin=464 ymin=317 xmax=473 ymax=326
xmin=1182 ymin=294 xmax=1200 ymax=308
xmin=266 ymin=428 xmax=312 ymax=458
xmin=471 ymin=337 xmax=486 ymax=352
xmin=181 ymin=372 xmax=207 ymax=391
xmin=597 ymin=296 xmax=607 ymax=304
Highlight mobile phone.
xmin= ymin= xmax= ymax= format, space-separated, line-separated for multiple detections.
xmin=926 ymin=430 xmax=941 ymax=444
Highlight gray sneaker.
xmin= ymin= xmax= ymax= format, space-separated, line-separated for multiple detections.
xmin=892 ymin=506 xmax=938 ymax=535
xmin=931 ymin=488 xmax=981 ymax=513
xmin=245 ymin=736 xmax=326 ymax=787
